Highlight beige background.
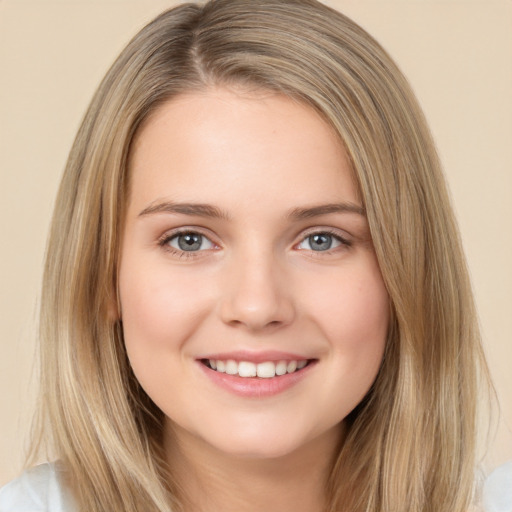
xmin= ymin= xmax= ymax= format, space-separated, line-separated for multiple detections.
xmin=1 ymin=0 xmax=510 ymax=486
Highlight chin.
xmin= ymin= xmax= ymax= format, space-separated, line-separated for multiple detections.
xmin=226 ymin=435 xmax=304 ymax=459
xmin=188 ymin=416 xmax=339 ymax=462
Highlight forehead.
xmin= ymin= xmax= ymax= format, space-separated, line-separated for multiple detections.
xmin=127 ymin=87 xmax=360 ymax=212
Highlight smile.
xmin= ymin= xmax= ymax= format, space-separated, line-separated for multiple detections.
xmin=202 ymin=359 xmax=310 ymax=378
xmin=197 ymin=351 xmax=318 ymax=397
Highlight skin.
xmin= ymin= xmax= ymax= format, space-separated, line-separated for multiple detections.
xmin=119 ymin=87 xmax=389 ymax=511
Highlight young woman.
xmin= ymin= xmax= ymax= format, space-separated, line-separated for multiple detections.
xmin=0 ymin=1 xmax=491 ymax=511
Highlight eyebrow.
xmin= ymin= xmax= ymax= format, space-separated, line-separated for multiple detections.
xmin=138 ymin=200 xmax=365 ymax=221
xmin=287 ymin=202 xmax=366 ymax=220
xmin=138 ymin=201 xmax=231 ymax=220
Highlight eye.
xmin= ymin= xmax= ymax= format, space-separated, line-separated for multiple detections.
xmin=296 ymin=232 xmax=348 ymax=252
xmin=166 ymin=232 xmax=215 ymax=252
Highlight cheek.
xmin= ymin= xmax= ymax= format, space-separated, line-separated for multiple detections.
xmin=304 ymin=259 xmax=389 ymax=370
xmin=303 ymin=265 xmax=389 ymax=417
xmin=118 ymin=262 xmax=218 ymax=410
xmin=118 ymin=262 xmax=214 ymax=363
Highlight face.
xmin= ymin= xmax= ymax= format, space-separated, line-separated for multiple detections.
xmin=119 ymin=88 xmax=389 ymax=461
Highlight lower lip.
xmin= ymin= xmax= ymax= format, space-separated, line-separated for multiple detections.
xmin=197 ymin=361 xmax=317 ymax=398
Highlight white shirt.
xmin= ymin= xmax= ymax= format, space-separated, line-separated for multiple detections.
xmin=0 ymin=463 xmax=76 ymax=512
xmin=483 ymin=461 xmax=512 ymax=512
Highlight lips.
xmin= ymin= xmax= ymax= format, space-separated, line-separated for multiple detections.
xmin=196 ymin=351 xmax=317 ymax=397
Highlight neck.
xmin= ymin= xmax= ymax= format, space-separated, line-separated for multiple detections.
xmin=164 ymin=423 xmax=344 ymax=512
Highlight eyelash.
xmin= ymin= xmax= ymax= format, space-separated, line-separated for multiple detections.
xmin=157 ymin=228 xmax=352 ymax=258
xmin=297 ymin=229 xmax=352 ymax=254
xmin=157 ymin=229 xmax=216 ymax=259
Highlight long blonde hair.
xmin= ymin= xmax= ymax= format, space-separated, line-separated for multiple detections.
xmin=31 ymin=1 xmax=489 ymax=510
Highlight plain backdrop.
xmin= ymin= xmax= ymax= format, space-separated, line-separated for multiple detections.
xmin=1 ymin=0 xmax=511 ymax=486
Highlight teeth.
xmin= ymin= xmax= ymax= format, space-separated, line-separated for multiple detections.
xmin=287 ymin=360 xmax=297 ymax=373
xmin=275 ymin=360 xmax=287 ymax=376
xmin=238 ymin=361 xmax=257 ymax=377
xmin=225 ymin=359 xmax=238 ymax=375
xmin=257 ymin=361 xmax=276 ymax=378
xmin=207 ymin=359 xmax=309 ymax=378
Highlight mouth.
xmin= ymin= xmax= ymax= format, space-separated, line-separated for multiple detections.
xmin=197 ymin=354 xmax=318 ymax=398
xmin=200 ymin=358 xmax=315 ymax=378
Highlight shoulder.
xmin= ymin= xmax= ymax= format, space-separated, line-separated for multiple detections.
xmin=0 ymin=463 xmax=77 ymax=512
xmin=483 ymin=460 xmax=512 ymax=512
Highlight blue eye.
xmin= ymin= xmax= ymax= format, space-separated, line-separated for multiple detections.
xmin=297 ymin=232 xmax=346 ymax=251
xmin=167 ymin=232 xmax=214 ymax=252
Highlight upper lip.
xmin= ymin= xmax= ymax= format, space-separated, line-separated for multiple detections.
xmin=197 ymin=350 xmax=313 ymax=364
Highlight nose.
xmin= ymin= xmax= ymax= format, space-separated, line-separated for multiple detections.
xmin=218 ymin=251 xmax=296 ymax=332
